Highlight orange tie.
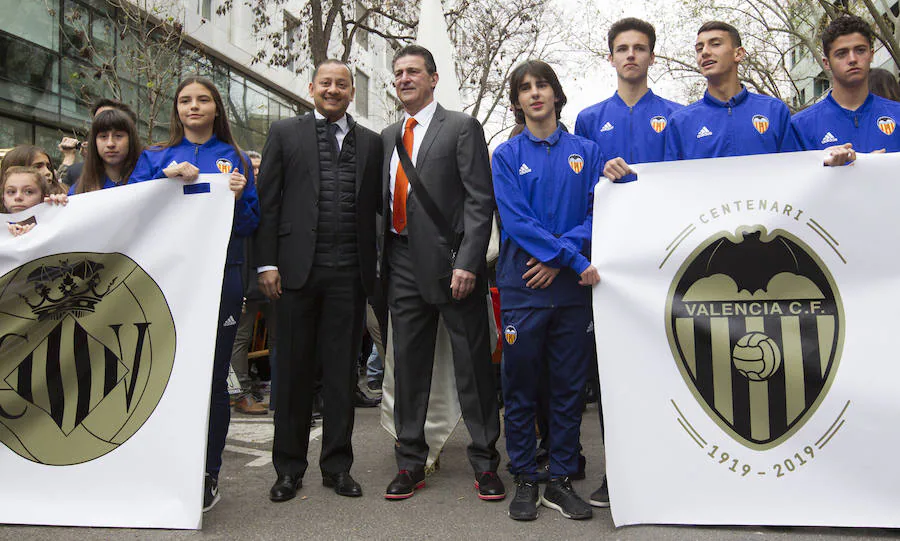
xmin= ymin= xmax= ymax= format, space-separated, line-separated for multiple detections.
xmin=393 ymin=117 xmax=417 ymax=233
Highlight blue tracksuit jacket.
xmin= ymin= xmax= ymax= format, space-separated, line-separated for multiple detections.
xmin=664 ymin=87 xmax=799 ymax=160
xmin=67 ymin=177 xmax=129 ymax=195
xmin=130 ymin=135 xmax=260 ymax=265
xmin=575 ymin=89 xmax=683 ymax=169
xmin=492 ymin=126 xmax=602 ymax=310
xmin=791 ymin=92 xmax=900 ymax=153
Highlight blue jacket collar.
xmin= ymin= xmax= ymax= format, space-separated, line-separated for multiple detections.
xmin=524 ymin=125 xmax=563 ymax=145
xmin=612 ymin=88 xmax=656 ymax=108
xmin=179 ymin=134 xmax=221 ymax=148
xmin=703 ymin=86 xmax=749 ymax=108
xmin=824 ymin=91 xmax=874 ymax=115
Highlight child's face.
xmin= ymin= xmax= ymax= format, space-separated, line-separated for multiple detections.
xmin=177 ymin=83 xmax=217 ymax=132
xmin=3 ymin=173 xmax=43 ymax=213
xmin=96 ymin=129 xmax=130 ymax=167
xmin=29 ymin=153 xmax=53 ymax=183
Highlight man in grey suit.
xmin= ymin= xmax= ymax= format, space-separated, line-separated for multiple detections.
xmin=381 ymin=44 xmax=504 ymax=502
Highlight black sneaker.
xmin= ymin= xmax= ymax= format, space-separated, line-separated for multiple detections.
xmin=541 ymin=477 xmax=592 ymax=520
xmin=508 ymin=477 xmax=539 ymax=521
xmin=203 ymin=473 xmax=221 ymax=512
xmin=589 ymin=478 xmax=609 ymax=507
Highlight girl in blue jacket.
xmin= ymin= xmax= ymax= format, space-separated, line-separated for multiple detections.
xmin=130 ymin=76 xmax=260 ymax=512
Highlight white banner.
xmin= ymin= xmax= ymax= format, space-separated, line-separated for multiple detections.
xmin=0 ymin=174 xmax=234 ymax=529
xmin=592 ymin=151 xmax=900 ymax=528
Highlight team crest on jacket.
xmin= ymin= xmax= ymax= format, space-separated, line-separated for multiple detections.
xmin=877 ymin=116 xmax=896 ymax=135
xmin=504 ymin=325 xmax=518 ymax=345
xmin=752 ymin=115 xmax=770 ymax=135
xmin=650 ymin=116 xmax=668 ymax=133
xmin=665 ymin=226 xmax=844 ymax=450
xmin=568 ymin=154 xmax=584 ymax=174
xmin=215 ymin=158 xmax=234 ymax=174
xmin=0 ymin=253 xmax=176 ymax=465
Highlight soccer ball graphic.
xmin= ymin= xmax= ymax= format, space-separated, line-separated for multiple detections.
xmin=732 ymin=332 xmax=782 ymax=381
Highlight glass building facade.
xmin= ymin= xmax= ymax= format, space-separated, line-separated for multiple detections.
xmin=0 ymin=0 xmax=306 ymax=165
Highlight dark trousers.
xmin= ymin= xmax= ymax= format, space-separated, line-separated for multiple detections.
xmin=206 ymin=264 xmax=243 ymax=477
xmin=388 ymin=240 xmax=501 ymax=473
xmin=272 ymin=267 xmax=366 ymax=477
xmin=501 ymin=304 xmax=591 ymax=478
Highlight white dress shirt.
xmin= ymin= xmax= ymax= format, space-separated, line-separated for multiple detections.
xmin=389 ymin=100 xmax=438 ymax=235
xmin=257 ymin=111 xmax=350 ymax=274
xmin=314 ymin=110 xmax=349 ymax=150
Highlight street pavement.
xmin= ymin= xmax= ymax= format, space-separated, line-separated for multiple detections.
xmin=2 ymin=398 xmax=899 ymax=540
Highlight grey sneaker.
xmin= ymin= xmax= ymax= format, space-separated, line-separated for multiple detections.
xmin=589 ymin=478 xmax=609 ymax=507
xmin=203 ymin=473 xmax=221 ymax=512
xmin=508 ymin=477 xmax=539 ymax=521
xmin=541 ymin=476 xmax=592 ymax=520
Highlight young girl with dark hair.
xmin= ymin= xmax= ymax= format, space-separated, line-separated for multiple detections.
xmin=130 ymin=76 xmax=260 ymax=513
xmin=70 ymin=109 xmax=143 ymax=194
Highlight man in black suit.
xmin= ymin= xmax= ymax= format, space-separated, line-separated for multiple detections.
xmin=381 ymin=45 xmax=504 ymax=501
xmin=255 ymin=59 xmax=383 ymax=502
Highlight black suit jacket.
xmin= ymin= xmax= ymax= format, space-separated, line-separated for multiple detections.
xmin=255 ymin=112 xmax=383 ymax=295
xmin=381 ymin=103 xmax=495 ymax=304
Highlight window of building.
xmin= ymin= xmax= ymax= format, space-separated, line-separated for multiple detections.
xmin=283 ymin=11 xmax=300 ymax=73
xmin=0 ymin=0 xmax=58 ymax=51
xmin=355 ymin=1 xmax=369 ymax=50
xmin=386 ymin=91 xmax=402 ymax=123
xmin=355 ymin=70 xmax=369 ymax=118
xmin=201 ymin=0 xmax=212 ymax=19
xmin=1 ymin=0 xmax=305 ymax=157
xmin=813 ymin=73 xmax=830 ymax=99
xmin=0 ymin=115 xmax=32 ymax=149
xmin=386 ymin=40 xmax=398 ymax=70
xmin=35 ymin=124 xmax=65 ymax=164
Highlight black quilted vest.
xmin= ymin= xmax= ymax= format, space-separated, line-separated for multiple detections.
xmin=313 ymin=121 xmax=358 ymax=268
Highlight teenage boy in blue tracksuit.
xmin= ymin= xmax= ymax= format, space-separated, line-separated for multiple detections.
xmin=605 ymin=21 xmax=798 ymax=182
xmin=575 ymin=18 xmax=682 ymax=183
xmin=574 ymin=17 xmax=681 ymax=507
xmin=792 ymin=15 xmax=900 ymax=166
xmin=493 ymin=60 xmax=601 ymax=522
xmin=665 ymin=21 xmax=798 ymax=161
xmin=131 ymin=99 xmax=259 ymax=511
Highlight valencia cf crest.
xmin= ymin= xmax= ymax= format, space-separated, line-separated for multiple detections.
xmin=504 ymin=325 xmax=518 ymax=345
xmin=568 ymin=154 xmax=584 ymax=174
xmin=752 ymin=115 xmax=770 ymax=135
xmin=215 ymin=158 xmax=234 ymax=174
xmin=650 ymin=116 xmax=668 ymax=133
xmin=877 ymin=116 xmax=896 ymax=135
xmin=665 ymin=227 xmax=844 ymax=450
xmin=0 ymin=253 xmax=176 ymax=465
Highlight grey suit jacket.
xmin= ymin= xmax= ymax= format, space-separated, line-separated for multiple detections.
xmin=381 ymin=103 xmax=495 ymax=304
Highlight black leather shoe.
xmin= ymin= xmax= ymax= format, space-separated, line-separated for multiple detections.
xmin=354 ymin=388 xmax=382 ymax=408
xmin=384 ymin=469 xmax=425 ymax=500
xmin=475 ymin=471 xmax=506 ymax=501
xmin=323 ymin=471 xmax=362 ymax=497
xmin=269 ymin=474 xmax=302 ymax=502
